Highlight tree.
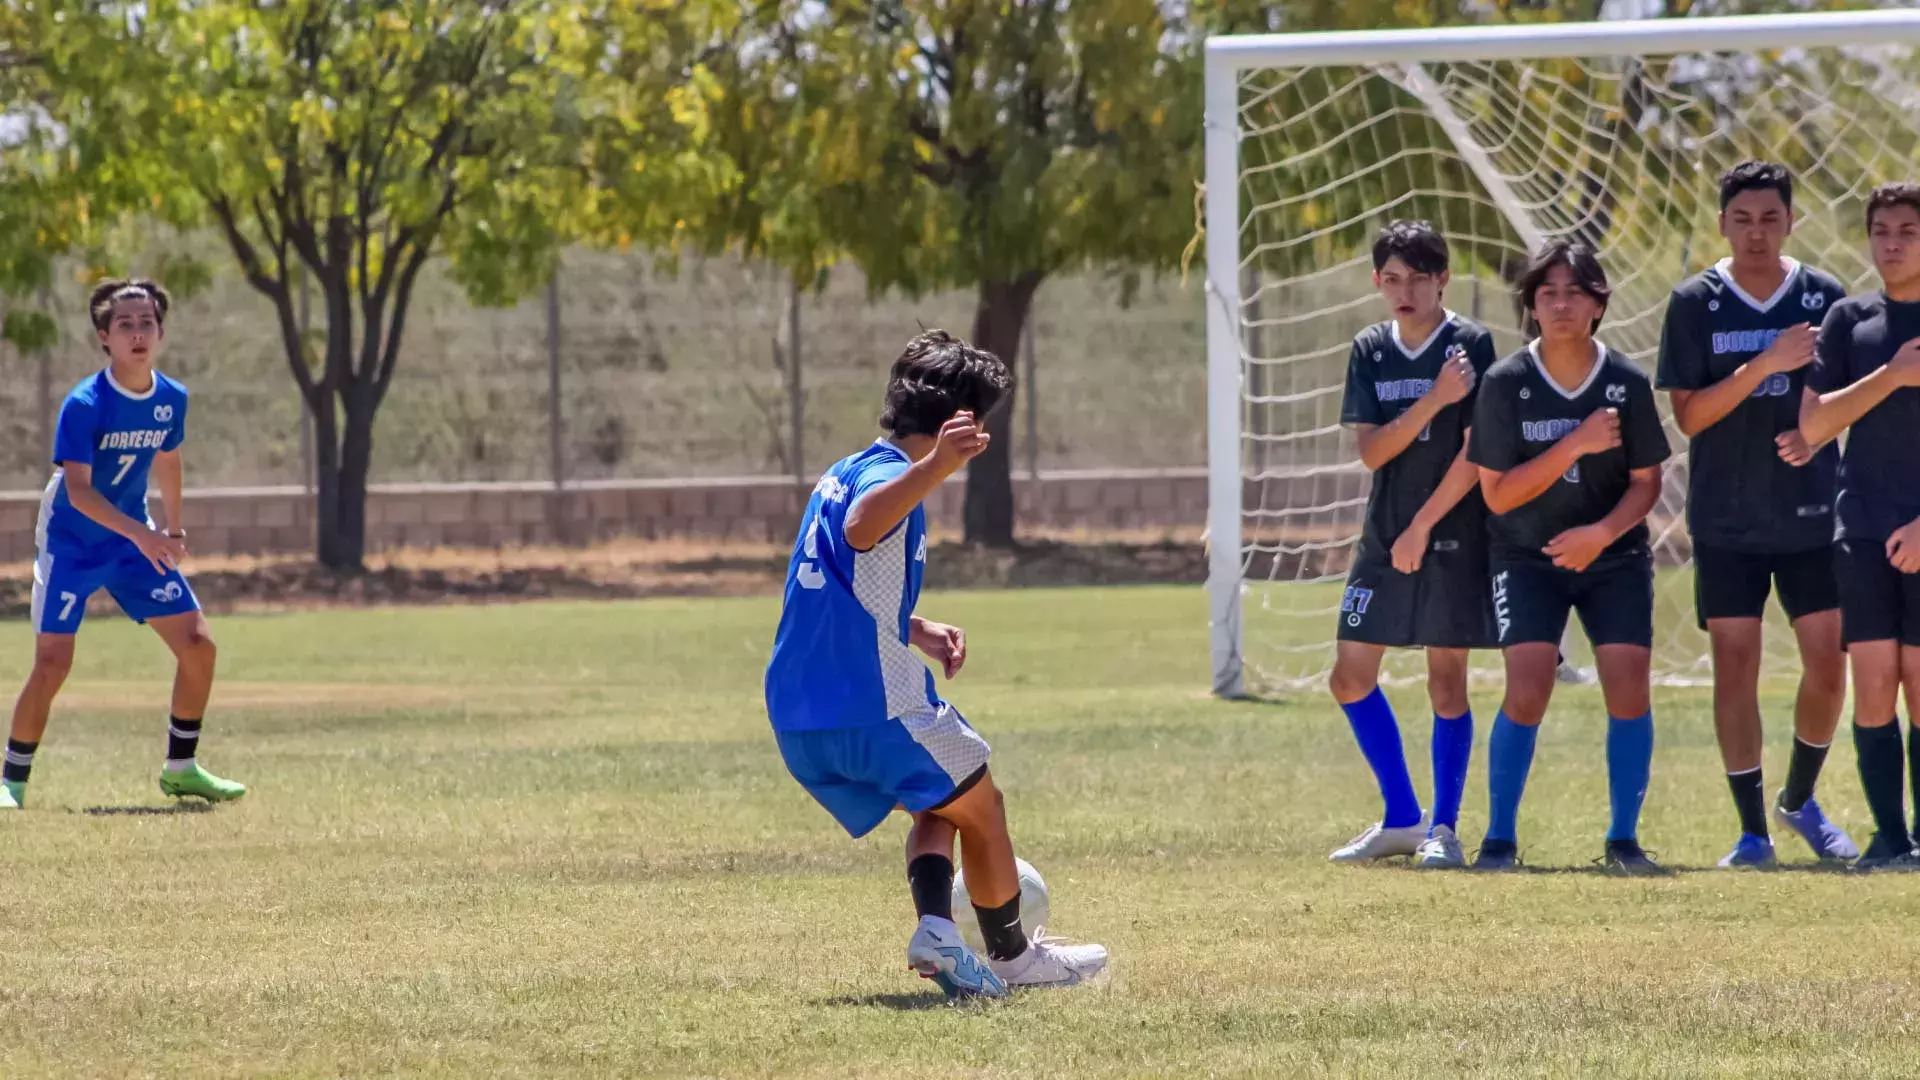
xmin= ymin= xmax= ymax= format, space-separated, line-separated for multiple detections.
xmin=2 ymin=0 xmax=729 ymax=568
xmin=707 ymin=1 xmax=1200 ymax=547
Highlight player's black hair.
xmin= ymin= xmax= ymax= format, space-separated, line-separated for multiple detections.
xmin=1719 ymin=160 xmax=1793 ymax=211
xmin=1514 ymin=238 xmax=1611 ymax=336
xmin=88 ymin=278 xmax=172 ymax=333
xmin=1370 ymin=220 xmax=1450 ymax=275
xmin=879 ymin=330 xmax=1015 ymax=439
xmin=1866 ymin=182 xmax=1920 ymax=231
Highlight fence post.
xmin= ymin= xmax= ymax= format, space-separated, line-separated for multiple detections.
xmin=546 ymin=268 xmax=566 ymax=542
xmin=787 ymin=274 xmax=804 ymax=486
xmin=297 ymin=266 xmax=315 ymax=494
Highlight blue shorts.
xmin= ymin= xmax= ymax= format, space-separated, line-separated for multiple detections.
xmin=32 ymin=546 xmax=200 ymax=634
xmin=775 ymin=706 xmax=992 ymax=838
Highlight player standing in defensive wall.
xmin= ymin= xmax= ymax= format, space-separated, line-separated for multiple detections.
xmin=6 ymin=280 xmax=246 ymax=810
xmin=1798 ymin=182 xmax=1920 ymax=870
xmin=1326 ymin=222 xmax=1500 ymax=870
xmin=1655 ymin=161 xmax=1857 ymax=868
xmin=1467 ymin=240 xmax=1672 ymax=873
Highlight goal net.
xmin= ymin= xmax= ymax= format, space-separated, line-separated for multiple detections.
xmin=1204 ymin=11 xmax=1920 ymax=697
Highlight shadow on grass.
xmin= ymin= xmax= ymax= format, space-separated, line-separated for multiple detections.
xmin=79 ymin=802 xmax=217 ymax=817
xmin=816 ymin=991 xmax=977 ymax=1012
xmin=1362 ymin=859 xmax=1855 ymax=876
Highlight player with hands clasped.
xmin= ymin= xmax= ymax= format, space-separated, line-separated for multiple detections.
xmin=1798 ymin=183 xmax=1920 ymax=870
xmin=764 ymin=330 xmax=1108 ymax=998
xmin=6 ymin=279 xmax=245 ymax=810
xmin=1327 ymin=221 xmax=1500 ymax=870
xmin=1467 ymin=240 xmax=1672 ymax=873
xmin=1654 ymin=161 xmax=1854 ymax=869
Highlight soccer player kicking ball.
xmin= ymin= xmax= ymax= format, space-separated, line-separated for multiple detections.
xmin=1799 ymin=183 xmax=1920 ymax=870
xmin=1467 ymin=240 xmax=1672 ymax=873
xmin=6 ymin=280 xmax=245 ymax=810
xmin=1656 ymin=161 xmax=1856 ymax=868
xmin=764 ymin=330 xmax=1108 ymax=998
xmin=1328 ymin=221 xmax=1500 ymax=869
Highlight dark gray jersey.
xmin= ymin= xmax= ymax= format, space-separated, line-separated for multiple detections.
xmin=1340 ymin=314 xmax=1498 ymax=556
xmin=1655 ymin=259 xmax=1845 ymax=552
xmin=1807 ymin=292 xmax=1920 ymax=542
xmin=1469 ymin=342 xmax=1672 ymax=562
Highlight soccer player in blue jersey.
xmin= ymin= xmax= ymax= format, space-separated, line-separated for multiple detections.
xmin=765 ymin=330 xmax=1107 ymax=999
xmin=4 ymin=280 xmax=246 ymax=810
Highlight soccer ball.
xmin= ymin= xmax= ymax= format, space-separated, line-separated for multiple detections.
xmin=950 ymin=857 xmax=1051 ymax=943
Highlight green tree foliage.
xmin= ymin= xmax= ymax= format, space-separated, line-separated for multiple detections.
xmin=707 ymin=1 xmax=1202 ymax=547
xmin=1 ymin=0 xmax=729 ymax=568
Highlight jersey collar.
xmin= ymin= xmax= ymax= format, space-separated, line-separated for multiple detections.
xmin=1712 ymin=257 xmax=1801 ymax=314
xmin=1526 ymin=338 xmax=1608 ymax=401
xmin=1389 ymin=310 xmax=1457 ymax=360
xmin=103 ymin=366 xmax=159 ymax=401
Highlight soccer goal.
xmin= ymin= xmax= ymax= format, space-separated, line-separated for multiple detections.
xmin=1204 ymin=10 xmax=1920 ymax=698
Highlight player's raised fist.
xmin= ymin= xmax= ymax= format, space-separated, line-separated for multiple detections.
xmin=1428 ymin=348 xmax=1476 ymax=406
xmin=1756 ymin=322 xmax=1817 ymax=374
xmin=1890 ymin=337 xmax=1920 ymax=386
xmin=930 ymin=410 xmax=991 ymax=472
xmin=1570 ymin=407 xmax=1622 ymax=456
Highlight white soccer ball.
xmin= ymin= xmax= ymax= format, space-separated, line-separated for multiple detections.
xmin=950 ymin=856 xmax=1050 ymax=943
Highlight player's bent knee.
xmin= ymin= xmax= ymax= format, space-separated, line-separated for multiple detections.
xmin=929 ymin=766 xmax=1003 ymax=828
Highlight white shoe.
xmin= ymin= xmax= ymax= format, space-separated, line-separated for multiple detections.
xmin=1329 ymin=820 xmax=1426 ymax=862
xmin=987 ymin=929 xmax=1109 ymax=989
xmin=1556 ymin=661 xmax=1597 ymax=685
xmin=907 ymin=916 xmax=1007 ymax=999
xmin=1412 ymin=824 xmax=1465 ymax=868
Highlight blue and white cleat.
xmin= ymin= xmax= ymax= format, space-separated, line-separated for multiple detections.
xmin=1717 ymin=833 xmax=1777 ymax=869
xmin=1773 ymin=793 xmax=1860 ymax=862
xmin=907 ymin=916 xmax=1007 ymax=1000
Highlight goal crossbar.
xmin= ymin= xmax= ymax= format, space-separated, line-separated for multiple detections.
xmin=1204 ymin=10 xmax=1920 ymax=698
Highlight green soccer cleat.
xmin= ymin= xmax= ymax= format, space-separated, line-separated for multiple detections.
xmin=0 ymin=780 xmax=22 ymax=810
xmin=159 ymin=763 xmax=247 ymax=803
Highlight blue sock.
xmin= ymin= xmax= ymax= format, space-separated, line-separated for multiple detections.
xmin=1606 ymin=712 xmax=1654 ymax=842
xmin=1429 ymin=710 xmax=1473 ymax=833
xmin=1340 ymin=687 xmax=1422 ymax=828
xmin=1485 ymin=711 xmax=1538 ymax=844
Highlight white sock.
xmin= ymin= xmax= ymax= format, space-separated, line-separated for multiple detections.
xmin=163 ymin=758 xmax=194 ymax=774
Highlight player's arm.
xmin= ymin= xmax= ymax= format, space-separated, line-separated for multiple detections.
xmin=60 ymin=462 xmax=185 ymax=573
xmin=1801 ymin=337 xmax=1920 ymax=446
xmin=1391 ymin=440 xmax=1480 ymax=574
xmin=1354 ymin=350 xmax=1476 ymax=471
xmin=152 ymin=448 xmax=185 ymax=539
xmin=1545 ymin=378 xmax=1669 ymax=571
xmin=1668 ymin=323 xmax=1816 ymax=437
xmin=844 ymin=412 xmax=988 ymax=551
xmin=1477 ymin=409 xmax=1618 ymax=514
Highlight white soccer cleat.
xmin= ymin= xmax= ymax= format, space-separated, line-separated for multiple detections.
xmin=987 ymin=929 xmax=1109 ymax=989
xmin=1329 ymin=820 xmax=1426 ymax=862
xmin=906 ymin=916 xmax=1006 ymax=999
xmin=1412 ymin=824 xmax=1466 ymax=868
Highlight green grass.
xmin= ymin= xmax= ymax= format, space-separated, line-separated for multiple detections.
xmin=0 ymin=588 xmax=1915 ymax=1078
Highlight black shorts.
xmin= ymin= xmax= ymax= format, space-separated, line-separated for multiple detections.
xmin=1692 ymin=543 xmax=1839 ymax=628
xmin=1490 ymin=553 xmax=1654 ymax=649
xmin=1835 ymin=538 xmax=1920 ymax=648
xmin=1335 ymin=540 xmax=1496 ymax=650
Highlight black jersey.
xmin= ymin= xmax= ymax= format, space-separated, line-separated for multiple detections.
xmin=1655 ymin=259 xmax=1845 ymax=553
xmin=1807 ymin=292 xmax=1920 ymax=542
xmin=1339 ymin=313 xmax=1498 ymax=556
xmin=1469 ymin=341 xmax=1672 ymax=562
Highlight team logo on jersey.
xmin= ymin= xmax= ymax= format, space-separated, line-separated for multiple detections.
xmin=1372 ymin=350 xmax=1383 ymax=363
xmin=1519 ymin=388 xmax=1531 ymax=400
xmin=1802 ymin=291 xmax=1826 ymax=311
xmin=1605 ymin=383 xmax=1626 ymax=405
xmin=1339 ymin=586 xmax=1374 ymax=628
xmin=1491 ymin=571 xmax=1512 ymax=642
xmin=1708 ymin=300 xmax=1721 ymax=312
xmin=154 ymin=404 xmax=174 ymax=422
xmin=149 ymin=581 xmax=184 ymax=604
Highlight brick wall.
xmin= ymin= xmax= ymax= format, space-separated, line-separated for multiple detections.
xmin=0 ymin=468 xmax=1217 ymax=560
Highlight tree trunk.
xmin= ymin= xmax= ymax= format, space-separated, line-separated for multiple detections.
xmin=311 ymin=388 xmax=347 ymax=568
xmin=964 ymin=273 xmax=1043 ymax=548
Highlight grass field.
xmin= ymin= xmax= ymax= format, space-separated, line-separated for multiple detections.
xmin=2 ymin=587 xmax=1918 ymax=1078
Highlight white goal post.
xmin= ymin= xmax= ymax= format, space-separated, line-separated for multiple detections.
xmin=1205 ymin=10 xmax=1920 ymax=698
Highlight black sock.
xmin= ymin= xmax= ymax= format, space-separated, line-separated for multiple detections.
xmin=1780 ymin=737 xmax=1829 ymax=812
xmin=906 ymin=854 xmax=954 ymax=922
xmin=1727 ymin=768 xmax=1768 ymax=838
xmin=1908 ymin=724 xmax=1920 ymax=838
xmin=973 ymin=894 xmax=1028 ymax=962
xmin=166 ymin=716 xmax=201 ymax=765
xmin=2 ymin=739 xmax=36 ymax=783
xmin=1854 ymin=722 xmax=1910 ymax=852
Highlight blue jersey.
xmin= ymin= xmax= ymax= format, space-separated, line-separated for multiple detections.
xmin=765 ymin=440 xmax=936 ymax=732
xmin=37 ymin=369 xmax=188 ymax=558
